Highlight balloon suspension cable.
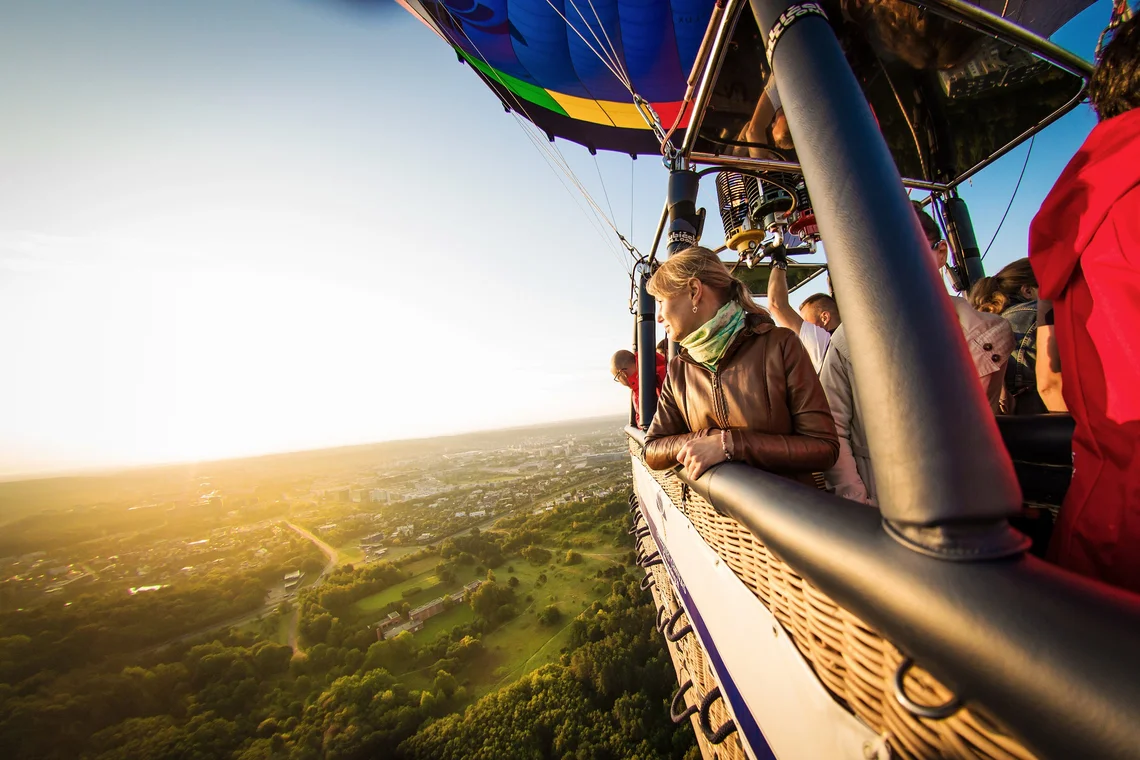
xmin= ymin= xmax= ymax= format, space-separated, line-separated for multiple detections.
xmin=982 ymin=134 xmax=1034 ymax=261
xmin=441 ymin=6 xmax=634 ymax=273
xmin=634 ymin=96 xmax=679 ymax=166
xmin=544 ymin=0 xmax=634 ymax=94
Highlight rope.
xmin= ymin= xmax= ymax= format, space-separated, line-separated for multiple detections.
xmin=440 ymin=5 xmax=631 ymax=272
xmin=545 ymin=0 xmax=633 ymax=94
xmin=592 ymin=152 xmax=618 ymax=227
xmin=630 ymin=158 xmax=635 ymax=248
xmin=981 ymin=134 xmax=1034 ymax=261
xmin=583 ymin=0 xmax=630 ymax=88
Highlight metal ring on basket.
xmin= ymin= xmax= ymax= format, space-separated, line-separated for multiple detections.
xmin=697 ymin=686 xmax=738 ymax=744
xmin=655 ymin=604 xmax=670 ymax=632
xmin=892 ymin=656 xmax=963 ymax=720
xmin=628 ymin=493 xmax=639 ymax=512
xmin=627 ymin=515 xmax=644 ymax=534
xmin=637 ymin=550 xmax=663 ymax=568
xmin=670 ymin=680 xmax=698 ymax=723
xmin=664 ymin=608 xmax=693 ymax=642
xmin=634 ymin=526 xmax=651 ymax=540
xmin=639 ymin=573 xmax=657 ymax=592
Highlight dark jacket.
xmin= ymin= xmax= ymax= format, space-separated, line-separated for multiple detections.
xmin=1029 ymin=107 xmax=1140 ymax=591
xmin=1002 ymin=300 xmax=1047 ymax=415
xmin=644 ymin=313 xmax=839 ymax=486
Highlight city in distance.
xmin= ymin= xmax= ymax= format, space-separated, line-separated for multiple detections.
xmin=0 ymin=415 xmax=698 ymax=760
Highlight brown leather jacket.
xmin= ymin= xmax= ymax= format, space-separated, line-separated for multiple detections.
xmin=645 ymin=314 xmax=839 ymax=486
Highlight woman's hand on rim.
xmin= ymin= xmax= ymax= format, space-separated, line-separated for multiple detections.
xmin=677 ymin=434 xmax=728 ymax=479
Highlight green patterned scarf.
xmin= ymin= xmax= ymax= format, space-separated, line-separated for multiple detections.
xmin=680 ymin=301 xmax=746 ymax=372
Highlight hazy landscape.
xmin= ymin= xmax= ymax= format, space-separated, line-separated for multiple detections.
xmin=0 ymin=416 xmax=696 ymax=759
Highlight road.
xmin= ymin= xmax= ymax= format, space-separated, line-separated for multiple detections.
xmin=284 ymin=521 xmax=338 ymax=653
xmin=139 ymin=521 xmax=339 ymax=656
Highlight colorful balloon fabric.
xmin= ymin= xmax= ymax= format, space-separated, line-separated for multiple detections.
xmin=396 ymin=0 xmax=718 ymax=154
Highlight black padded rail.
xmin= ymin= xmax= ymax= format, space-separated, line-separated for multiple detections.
xmin=996 ymin=414 xmax=1075 ymax=509
xmin=996 ymin=414 xmax=1075 ymax=466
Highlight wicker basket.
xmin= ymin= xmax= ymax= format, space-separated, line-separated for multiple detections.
xmin=646 ymin=550 xmax=749 ymax=760
xmin=630 ymin=441 xmax=1036 ymax=760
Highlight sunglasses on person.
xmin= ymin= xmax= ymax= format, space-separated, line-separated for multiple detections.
xmin=613 ymin=367 xmax=633 ymax=383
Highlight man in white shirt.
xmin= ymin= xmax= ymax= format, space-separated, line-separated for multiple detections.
xmin=819 ymin=202 xmax=1014 ymax=505
xmin=766 ymin=247 xmax=841 ymax=372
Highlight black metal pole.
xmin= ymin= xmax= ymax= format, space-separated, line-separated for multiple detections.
xmin=746 ymin=0 xmax=1023 ymax=555
xmin=637 ymin=262 xmax=657 ymax=430
xmin=665 ymin=167 xmax=704 ymax=255
xmin=944 ymin=194 xmax=985 ymax=288
xmin=630 ymin=321 xmax=639 ymax=427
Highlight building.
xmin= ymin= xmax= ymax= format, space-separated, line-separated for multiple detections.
xmin=374 ymin=612 xmax=403 ymax=640
xmin=317 ymin=523 xmax=337 ymax=533
xmin=470 ymin=510 xmax=486 ymax=518
xmin=586 ymin=452 xmax=624 ymax=464
xmin=415 ymin=533 xmax=434 ymax=543
xmin=408 ymin=597 xmax=447 ymax=623
xmin=284 ymin=570 xmax=304 ymax=590
xmin=455 ymin=511 xmax=466 ymax=518
xmin=393 ymin=524 xmax=414 ymax=538
xmin=382 ymin=619 xmax=423 ymax=640
xmin=369 ymin=489 xmax=390 ymax=503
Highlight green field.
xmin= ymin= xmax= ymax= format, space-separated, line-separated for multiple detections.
xmin=269 ymin=496 xmax=632 ymax=707
xmin=335 ymin=540 xmax=365 ymax=565
xmin=471 ymin=550 xmax=620 ymax=697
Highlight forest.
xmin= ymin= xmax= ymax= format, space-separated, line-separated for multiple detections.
xmin=0 ymin=491 xmax=697 ymax=759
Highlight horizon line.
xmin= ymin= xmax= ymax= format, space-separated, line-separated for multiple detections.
xmin=0 ymin=412 xmax=628 ymax=485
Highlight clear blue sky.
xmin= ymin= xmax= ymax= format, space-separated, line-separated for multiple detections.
xmin=0 ymin=0 xmax=1112 ymax=475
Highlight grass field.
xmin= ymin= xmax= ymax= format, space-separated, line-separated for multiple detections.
xmin=259 ymin=494 xmax=634 ymax=706
xmin=470 ymin=550 xmax=619 ymax=698
xmin=335 ymin=541 xmax=365 ymax=565
xmin=350 ymin=553 xmax=463 ymax=616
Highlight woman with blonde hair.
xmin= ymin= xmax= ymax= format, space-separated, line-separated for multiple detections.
xmin=644 ymin=247 xmax=839 ymax=485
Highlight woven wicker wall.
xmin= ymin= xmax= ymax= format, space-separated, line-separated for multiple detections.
xmin=630 ymin=443 xmax=1037 ymax=760
xmin=640 ymin=532 xmax=749 ymax=760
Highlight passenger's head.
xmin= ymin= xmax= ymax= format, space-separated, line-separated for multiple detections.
xmin=656 ymin=338 xmax=668 ymax=356
xmin=912 ymin=201 xmax=949 ymax=271
xmin=647 ymin=247 xmax=767 ymax=342
xmin=968 ymin=258 xmax=1038 ymax=314
xmin=1090 ymin=13 xmax=1140 ymax=121
xmin=843 ymin=0 xmax=977 ymax=70
xmin=799 ymin=293 xmax=841 ymax=332
xmin=610 ymin=350 xmax=636 ymax=388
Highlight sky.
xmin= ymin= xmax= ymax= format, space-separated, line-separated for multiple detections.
xmin=0 ymin=0 xmax=1113 ymax=477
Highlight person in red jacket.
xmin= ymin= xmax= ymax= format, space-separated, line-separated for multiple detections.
xmin=1028 ymin=12 xmax=1140 ymax=592
xmin=611 ymin=349 xmax=667 ymax=426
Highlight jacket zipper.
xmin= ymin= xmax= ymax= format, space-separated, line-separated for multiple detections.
xmin=711 ymin=371 xmax=729 ymax=429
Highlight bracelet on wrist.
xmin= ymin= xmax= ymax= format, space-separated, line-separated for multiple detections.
xmin=720 ymin=429 xmax=732 ymax=461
